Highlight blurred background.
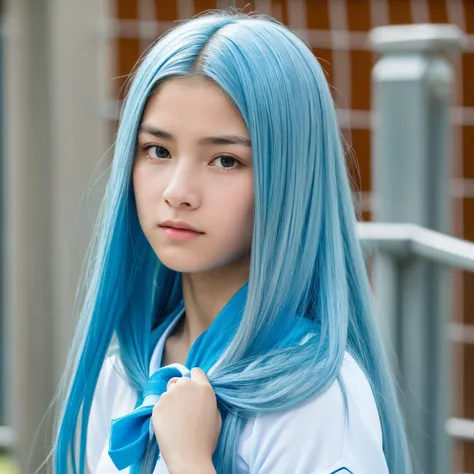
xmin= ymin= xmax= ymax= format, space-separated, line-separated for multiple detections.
xmin=0 ymin=0 xmax=473 ymax=473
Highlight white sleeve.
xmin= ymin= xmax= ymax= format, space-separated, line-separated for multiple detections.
xmin=241 ymin=353 xmax=389 ymax=474
xmin=86 ymin=355 xmax=118 ymax=474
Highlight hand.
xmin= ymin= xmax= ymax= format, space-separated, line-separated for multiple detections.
xmin=151 ymin=367 xmax=222 ymax=473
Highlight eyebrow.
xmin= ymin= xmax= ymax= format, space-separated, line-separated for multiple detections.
xmin=138 ymin=125 xmax=252 ymax=147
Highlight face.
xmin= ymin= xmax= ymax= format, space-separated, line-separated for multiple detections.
xmin=133 ymin=77 xmax=254 ymax=274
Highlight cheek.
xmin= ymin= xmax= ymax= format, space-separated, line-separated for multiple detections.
xmin=132 ymin=169 xmax=146 ymax=216
xmin=132 ymin=165 xmax=162 ymax=215
xmin=133 ymin=182 xmax=154 ymax=234
xmin=218 ymin=181 xmax=254 ymax=239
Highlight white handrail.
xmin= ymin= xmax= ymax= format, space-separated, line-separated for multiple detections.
xmin=358 ymin=222 xmax=474 ymax=272
xmin=446 ymin=417 xmax=474 ymax=441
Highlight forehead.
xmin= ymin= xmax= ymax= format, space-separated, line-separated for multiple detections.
xmin=141 ymin=77 xmax=248 ymax=135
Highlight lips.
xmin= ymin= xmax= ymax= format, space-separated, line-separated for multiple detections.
xmin=159 ymin=225 xmax=203 ymax=241
xmin=160 ymin=225 xmax=201 ymax=234
xmin=159 ymin=220 xmax=204 ymax=234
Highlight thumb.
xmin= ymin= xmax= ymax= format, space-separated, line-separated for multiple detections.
xmin=190 ymin=367 xmax=211 ymax=386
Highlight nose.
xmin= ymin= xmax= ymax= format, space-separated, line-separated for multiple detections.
xmin=162 ymin=159 xmax=200 ymax=209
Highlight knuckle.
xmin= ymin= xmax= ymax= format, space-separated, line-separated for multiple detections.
xmin=202 ymin=384 xmax=214 ymax=395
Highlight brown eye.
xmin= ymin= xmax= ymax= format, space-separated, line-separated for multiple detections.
xmin=213 ymin=155 xmax=239 ymax=169
xmin=146 ymin=145 xmax=171 ymax=160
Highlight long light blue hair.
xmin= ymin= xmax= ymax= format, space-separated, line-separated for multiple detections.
xmin=52 ymin=10 xmax=412 ymax=474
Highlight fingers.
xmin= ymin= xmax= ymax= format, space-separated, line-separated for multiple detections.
xmin=166 ymin=377 xmax=181 ymax=391
xmin=165 ymin=368 xmax=210 ymax=392
xmin=190 ymin=367 xmax=211 ymax=387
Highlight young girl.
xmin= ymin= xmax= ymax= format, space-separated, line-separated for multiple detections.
xmin=52 ymin=10 xmax=412 ymax=474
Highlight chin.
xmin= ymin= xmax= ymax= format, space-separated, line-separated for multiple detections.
xmin=156 ymin=253 xmax=218 ymax=274
xmin=156 ymin=249 xmax=245 ymax=275
xmin=160 ymin=261 xmax=207 ymax=273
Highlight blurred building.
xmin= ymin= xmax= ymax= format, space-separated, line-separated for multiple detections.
xmin=108 ymin=0 xmax=474 ymax=466
xmin=106 ymin=0 xmax=474 ymax=471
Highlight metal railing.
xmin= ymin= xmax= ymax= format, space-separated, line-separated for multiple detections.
xmin=359 ymin=223 xmax=474 ymax=272
xmin=359 ymin=221 xmax=474 ymax=446
xmin=368 ymin=23 xmax=467 ymax=474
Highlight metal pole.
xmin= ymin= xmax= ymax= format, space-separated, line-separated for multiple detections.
xmin=4 ymin=0 xmax=109 ymax=469
xmin=369 ymin=24 xmax=465 ymax=474
xmin=0 ymin=0 xmax=5 ymax=432
xmin=4 ymin=0 xmax=55 ymax=470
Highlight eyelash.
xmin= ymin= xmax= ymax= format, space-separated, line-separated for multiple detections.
xmin=140 ymin=144 xmax=242 ymax=172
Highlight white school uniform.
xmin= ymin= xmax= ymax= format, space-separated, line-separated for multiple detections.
xmin=86 ymin=307 xmax=389 ymax=474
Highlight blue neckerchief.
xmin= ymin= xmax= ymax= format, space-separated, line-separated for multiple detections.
xmin=108 ymin=281 xmax=317 ymax=472
xmin=108 ymin=281 xmax=248 ymax=471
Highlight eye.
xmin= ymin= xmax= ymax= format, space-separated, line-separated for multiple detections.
xmin=212 ymin=155 xmax=240 ymax=170
xmin=144 ymin=145 xmax=171 ymax=160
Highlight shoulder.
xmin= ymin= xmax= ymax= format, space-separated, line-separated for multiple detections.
xmin=239 ymin=352 xmax=389 ymax=474
xmin=86 ymin=352 xmax=137 ymax=473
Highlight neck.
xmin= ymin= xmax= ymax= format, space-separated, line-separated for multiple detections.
xmin=177 ymin=255 xmax=250 ymax=350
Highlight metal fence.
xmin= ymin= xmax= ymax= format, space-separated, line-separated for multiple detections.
xmin=360 ymin=221 xmax=474 ymax=473
xmin=364 ymin=23 xmax=467 ymax=474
